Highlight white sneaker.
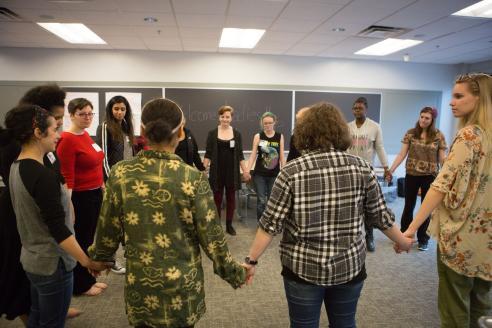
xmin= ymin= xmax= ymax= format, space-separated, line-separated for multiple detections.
xmin=111 ymin=261 xmax=126 ymax=274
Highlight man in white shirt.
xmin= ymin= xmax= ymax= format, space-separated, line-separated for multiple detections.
xmin=347 ymin=97 xmax=390 ymax=252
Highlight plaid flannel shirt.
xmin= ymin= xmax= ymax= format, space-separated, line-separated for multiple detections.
xmin=259 ymin=149 xmax=394 ymax=286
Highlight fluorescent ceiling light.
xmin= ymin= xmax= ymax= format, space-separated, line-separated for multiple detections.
xmin=37 ymin=23 xmax=106 ymax=44
xmin=355 ymin=38 xmax=423 ymax=56
xmin=452 ymin=0 xmax=492 ymax=18
xmin=219 ymin=28 xmax=265 ymax=49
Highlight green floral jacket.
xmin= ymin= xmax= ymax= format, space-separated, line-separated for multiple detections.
xmin=89 ymin=150 xmax=246 ymax=327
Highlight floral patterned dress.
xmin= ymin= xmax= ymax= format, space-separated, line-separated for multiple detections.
xmin=428 ymin=125 xmax=492 ymax=281
xmin=89 ymin=150 xmax=246 ymax=327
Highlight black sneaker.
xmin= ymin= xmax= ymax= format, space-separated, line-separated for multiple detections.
xmin=366 ymin=236 xmax=375 ymax=252
xmin=226 ymin=223 xmax=236 ymax=236
xmin=418 ymin=242 xmax=429 ymax=251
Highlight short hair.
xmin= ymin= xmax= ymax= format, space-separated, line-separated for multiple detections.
xmin=67 ymin=98 xmax=93 ymax=115
xmin=19 ymin=84 xmax=66 ymax=113
xmin=218 ymin=105 xmax=234 ymax=116
xmin=260 ymin=111 xmax=277 ymax=127
xmin=0 ymin=105 xmax=52 ymax=146
xmin=454 ymin=73 xmax=492 ymax=132
xmin=294 ymin=102 xmax=351 ymax=152
xmin=353 ymin=97 xmax=368 ymax=108
xmin=141 ymin=98 xmax=183 ymax=144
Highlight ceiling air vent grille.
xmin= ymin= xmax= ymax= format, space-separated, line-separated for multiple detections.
xmin=0 ymin=7 xmax=22 ymax=21
xmin=358 ymin=25 xmax=409 ymax=39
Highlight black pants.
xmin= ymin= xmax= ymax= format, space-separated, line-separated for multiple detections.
xmin=400 ymin=174 xmax=435 ymax=243
xmin=71 ymin=188 xmax=102 ymax=295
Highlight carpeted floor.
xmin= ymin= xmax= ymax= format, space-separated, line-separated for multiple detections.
xmin=1 ymin=197 xmax=444 ymax=328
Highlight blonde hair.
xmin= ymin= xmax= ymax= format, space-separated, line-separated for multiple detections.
xmin=455 ymin=73 xmax=492 ymax=133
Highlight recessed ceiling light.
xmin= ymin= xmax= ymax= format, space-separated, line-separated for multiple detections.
xmin=452 ymin=0 xmax=492 ymax=18
xmin=219 ymin=28 xmax=265 ymax=49
xmin=332 ymin=27 xmax=345 ymax=32
xmin=37 ymin=23 xmax=106 ymax=44
xmin=355 ymin=38 xmax=423 ymax=56
xmin=144 ymin=17 xmax=158 ymax=23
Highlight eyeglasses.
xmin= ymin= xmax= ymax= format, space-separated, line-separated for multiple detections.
xmin=75 ymin=112 xmax=95 ymax=118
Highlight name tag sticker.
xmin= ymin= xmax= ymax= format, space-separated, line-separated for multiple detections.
xmin=92 ymin=143 xmax=102 ymax=152
xmin=46 ymin=152 xmax=56 ymax=164
xmin=229 ymin=140 xmax=235 ymax=148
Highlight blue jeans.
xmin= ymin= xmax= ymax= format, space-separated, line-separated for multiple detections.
xmin=253 ymin=174 xmax=276 ymax=220
xmin=283 ymin=277 xmax=364 ymax=328
xmin=26 ymin=260 xmax=73 ymax=328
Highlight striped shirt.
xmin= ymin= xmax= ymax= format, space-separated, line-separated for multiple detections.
xmin=259 ymin=149 xmax=395 ymax=286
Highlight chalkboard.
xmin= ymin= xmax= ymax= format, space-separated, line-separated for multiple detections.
xmin=294 ymin=91 xmax=381 ymax=123
xmin=165 ymin=88 xmax=293 ymax=150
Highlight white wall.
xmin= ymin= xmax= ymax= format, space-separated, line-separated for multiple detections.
xmin=0 ymin=47 xmax=461 ymax=163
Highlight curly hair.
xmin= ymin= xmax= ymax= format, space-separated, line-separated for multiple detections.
xmin=294 ymin=102 xmax=351 ymax=152
xmin=19 ymin=84 xmax=66 ymax=112
xmin=0 ymin=105 xmax=52 ymax=146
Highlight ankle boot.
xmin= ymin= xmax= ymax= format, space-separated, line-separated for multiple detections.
xmin=226 ymin=221 xmax=236 ymax=236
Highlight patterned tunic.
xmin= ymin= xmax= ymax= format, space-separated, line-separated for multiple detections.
xmin=428 ymin=125 xmax=492 ymax=281
xmin=89 ymin=150 xmax=246 ymax=327
xmin=402 ymin=129 xmax=447 ymax=176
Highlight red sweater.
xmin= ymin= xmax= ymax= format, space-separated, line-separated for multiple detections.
xmin=57 ymin=131 xmax=104 ymax=191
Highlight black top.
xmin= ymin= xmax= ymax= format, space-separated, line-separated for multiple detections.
xmin=286 ymin=134 xmax=301 ymax=162
xmin=175 ymin=128 xmax=205 ymax=171
xmin=17 ymin=159 xmax=72 ymax=243
xmin=204 ymin=128 xmax=245 ymax=192
xmin=254 ymin=131 xmax=281 ymax=177
xmin=217 ymin=138 xmax=235 ymax=188
xmin=0 ymin=142 xmax=64 ymax=185
xmin=96 ymin=122 xmax=135 ymax=181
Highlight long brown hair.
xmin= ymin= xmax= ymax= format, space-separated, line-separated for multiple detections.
xmin=105 ymin=95 xmax=134 ymax=144
xmin=411 ymin=107 xmax=437 ymax=144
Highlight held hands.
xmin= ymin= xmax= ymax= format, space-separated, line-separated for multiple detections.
xmin=393 ymin=230 xmax=416 ymax=254
xmin=240 ymin=263 xmax=256 ymax=286
xmin=85 ymin=259 xmax=113 ymax=278
xmin=242 ymin=171 xmax=251 ymax=182
xmin=384 ymin=169 xmax=393 ymax=183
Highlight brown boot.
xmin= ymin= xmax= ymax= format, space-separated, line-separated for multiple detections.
xmin=226 ymin=221 xmax=236 ymax=236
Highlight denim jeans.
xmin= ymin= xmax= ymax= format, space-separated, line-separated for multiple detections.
xmin=26 ymin=260 xmax=73 ymax=328
xmin=283 ymin=277 xmax=364 ymax=328
xmin=253 ymin=174 xmax=276 ymax=220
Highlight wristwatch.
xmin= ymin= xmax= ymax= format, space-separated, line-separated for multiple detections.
xmin=244 ymin=256 xmax=258 ymax=265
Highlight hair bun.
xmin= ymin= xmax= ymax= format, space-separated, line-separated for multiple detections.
xmin=431 ymin=107 xmax=438 ymax=119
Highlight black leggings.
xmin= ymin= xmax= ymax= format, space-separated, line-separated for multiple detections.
xmin=400 ymin=174 xmax=435 ymax=243
xmin=71 ymin=188 xmax=102 ymax=295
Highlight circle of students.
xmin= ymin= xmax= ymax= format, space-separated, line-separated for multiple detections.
xmin=0 ymin=73 xmax=490 ymax=327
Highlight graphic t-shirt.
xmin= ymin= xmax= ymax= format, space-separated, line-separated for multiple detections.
xmin=254 ymin=131 xmax=281 ymax=177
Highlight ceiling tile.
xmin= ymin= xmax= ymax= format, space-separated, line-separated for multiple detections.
xmin=225 ymin=15 xmax=274 ymax=29
xmin=172 ymin=0 xmax=228 ymax=15
xmin=175 ymin=14 xmax=225 ymax=28
xmin=228 ymin=0 xmax=287 ymax=18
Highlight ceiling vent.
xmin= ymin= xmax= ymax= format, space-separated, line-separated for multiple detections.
xmin=358 ymin=25 xmax=409 ymax=39
xmin=0 ymin=7 xmax=22 ymax=21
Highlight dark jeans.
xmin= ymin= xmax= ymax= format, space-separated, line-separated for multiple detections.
xmin=253 ymin=174 xmax=276 ymax=220
xmin=72 ymin=188 xmax=102 ymax=294
xmin=283 ymin=277 xmax=364 ymax=328
xmin=213 ymin=183 xmax=236 ymax=222
xmin=26 ymin=260 xmax=73 ymax=328
xmin=400 ymin=174 xmax=435 ymax=244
